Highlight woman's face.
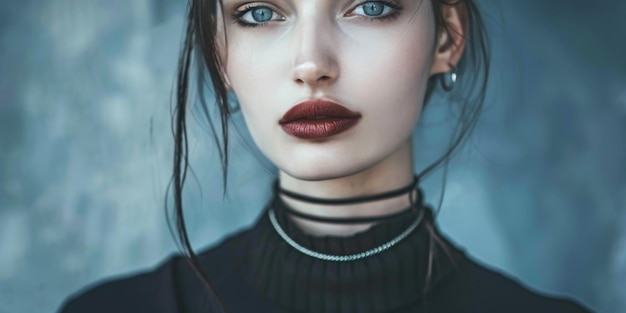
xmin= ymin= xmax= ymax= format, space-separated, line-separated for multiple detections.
xmin=219 ymin=0 xmax=440 ymax=180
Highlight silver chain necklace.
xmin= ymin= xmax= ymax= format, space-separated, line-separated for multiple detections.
xmin=268 ymin=208 xmax=425 ymax=262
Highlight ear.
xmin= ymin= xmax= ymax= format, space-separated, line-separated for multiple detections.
xmin=430 ymin=2 xmax=468 ymax=75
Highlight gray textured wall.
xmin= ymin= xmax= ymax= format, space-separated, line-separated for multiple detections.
xmin=0 ymin=1 xmax=624 ymax=312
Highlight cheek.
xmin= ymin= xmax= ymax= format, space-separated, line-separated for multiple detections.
xmin=226 ymin=44 xmax=269 ymax=95
xmin=345 ymin=28 xmax=435 ymax=129
xmin=225 ymin=39 xmax=287 ymax=153
xmin=226 ymin=42 xmax=272 ymax=114
xmin=226 ymin=38 xmax=296 ymax=111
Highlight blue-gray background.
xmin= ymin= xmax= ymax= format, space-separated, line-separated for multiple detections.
xmin=0 ymin=1 xmax=624 ymax=312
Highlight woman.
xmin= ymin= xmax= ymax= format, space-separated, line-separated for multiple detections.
xmin=60 ymin=0 xmax=592 ymax=312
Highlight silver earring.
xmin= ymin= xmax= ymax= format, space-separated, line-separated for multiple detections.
xmin=227 ymin=90 xmax=240 ymax=113
xmin=440 ymin=67 xmax=457 ymax=92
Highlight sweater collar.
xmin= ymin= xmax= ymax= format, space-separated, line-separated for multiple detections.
xmin=243 ymin=195 xmax=465 ymax=313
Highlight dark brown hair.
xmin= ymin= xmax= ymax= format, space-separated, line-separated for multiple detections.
xmin=167 ymin=0 xmax=490 ymax=311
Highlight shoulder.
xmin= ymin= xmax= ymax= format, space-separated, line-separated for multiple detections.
xmin=57 ymin=228 xmax=256 ymax=313
xmin=435 ymin=253 xmax=594 ymax=313
xmin=57 ymin=255 xmax=184 ymax=313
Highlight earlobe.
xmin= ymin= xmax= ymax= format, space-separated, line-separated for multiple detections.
xmin=429 ymin=2 xmax=468 ymax=75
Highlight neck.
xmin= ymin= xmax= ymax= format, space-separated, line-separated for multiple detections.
xmin=278 ymin=141 xmax=415 ymax=236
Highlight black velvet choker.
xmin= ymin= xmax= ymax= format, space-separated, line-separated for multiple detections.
xmin=275 ymin=188 xmax=424 ymax=225
xmin=276 ymin=176 xmax=419 ymax=206
xmin=274 ymin=177 xmax=421 ymax=225
xmin=240 ymin=194 xmax=465 ymax=313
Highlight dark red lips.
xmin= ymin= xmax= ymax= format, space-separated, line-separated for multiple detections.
xmin=279 ymin=99 xmax=362 ymax=139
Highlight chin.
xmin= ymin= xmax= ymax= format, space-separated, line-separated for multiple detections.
xmin=277 ymin=154 xmax=376 ymax=182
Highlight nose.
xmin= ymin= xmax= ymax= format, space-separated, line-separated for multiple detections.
xmin=291 ymin=18 xmax=340 ymax=88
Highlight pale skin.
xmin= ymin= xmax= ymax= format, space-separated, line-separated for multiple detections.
xmin=218 ymin=0 xmax=466 ymax=236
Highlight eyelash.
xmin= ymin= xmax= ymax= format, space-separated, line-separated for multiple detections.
xmin=349 ymin=0 xmax=403 ymax=22
xmin=232 ymin=4 xmax=283 ymax=28
xmin=231 ymin=0 xmax=403 ymax=28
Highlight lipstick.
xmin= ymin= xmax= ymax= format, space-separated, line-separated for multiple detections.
xmin=279 ymin=99 xmax=362 ymax=140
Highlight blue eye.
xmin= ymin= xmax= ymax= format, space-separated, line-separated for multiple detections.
xmin=234 ymin=5 xmax=284 ymax=26
xmin=251 ymin=7 xmax=273 ymax=22
xmin=350 ymin=1 xmax=400 ymax=19
xmin=362 ymin=2 xmax=385 ymax=16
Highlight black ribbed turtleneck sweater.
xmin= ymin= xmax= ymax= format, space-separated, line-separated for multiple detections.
xmin=246 ymin=196 xmax=457 ymax=313
xmin=59 ymin=195 xmax=592 ymax=313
